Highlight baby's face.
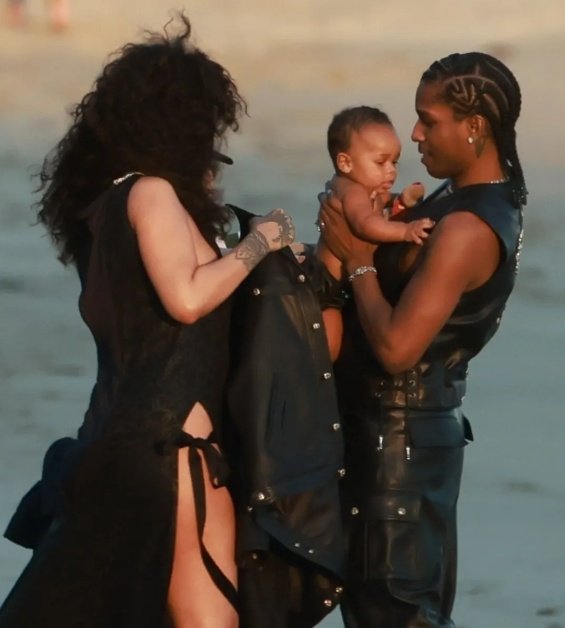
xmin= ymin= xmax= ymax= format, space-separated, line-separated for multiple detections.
xmin=343 ymin=123 xmax=401 ymax=193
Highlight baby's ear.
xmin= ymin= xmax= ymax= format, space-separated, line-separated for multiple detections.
xmin=336 ymin=152 xmax=352 ymax=174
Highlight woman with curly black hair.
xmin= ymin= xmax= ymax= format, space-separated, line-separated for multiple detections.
xmin=0 ymin=14 xmax=294 ymax=628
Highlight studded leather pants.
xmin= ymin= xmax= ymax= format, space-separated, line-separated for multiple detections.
xmin=339 ymin=407 xmax=469 ymax=628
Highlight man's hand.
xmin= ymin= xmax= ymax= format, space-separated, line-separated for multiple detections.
xmin=318 ymin=190 xmax=376 ymax=266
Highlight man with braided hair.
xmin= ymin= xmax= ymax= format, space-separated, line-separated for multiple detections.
xmin=319 ymin=52 xmax=526 ymax=627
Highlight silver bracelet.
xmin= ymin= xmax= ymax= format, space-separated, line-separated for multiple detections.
xmin=347 ymin=265 xmax=377 ymax=282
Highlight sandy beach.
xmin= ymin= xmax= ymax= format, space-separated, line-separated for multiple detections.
xmin=1 ymin=1 xmax=564 ymax=626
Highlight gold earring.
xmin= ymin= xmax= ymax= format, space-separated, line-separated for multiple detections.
xmin=467 ymin=137 xmax=474 ymax=144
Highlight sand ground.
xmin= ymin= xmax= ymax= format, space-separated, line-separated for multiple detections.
xmin=1 ymin=2 xmax=564 ymax=626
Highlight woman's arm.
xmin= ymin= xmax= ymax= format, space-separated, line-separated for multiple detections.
xmin=320 ymin=202 xmax=500 ymax=373
xmin=128 ymin=176 xmax=294 ymax=324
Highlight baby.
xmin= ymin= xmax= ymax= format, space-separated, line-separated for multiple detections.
xmin=318 ymin=106 xmax=433 ymax=279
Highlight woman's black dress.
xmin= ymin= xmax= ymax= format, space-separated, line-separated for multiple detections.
xmin=0 ymin=174 xmax=233 ymax=627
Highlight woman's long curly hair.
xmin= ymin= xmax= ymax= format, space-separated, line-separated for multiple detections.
xmin=37 ymin=14 xmax=246 ymax=265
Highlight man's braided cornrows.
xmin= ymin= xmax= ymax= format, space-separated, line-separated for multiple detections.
xmin=422 ymin=52 xmax=527 ymax=206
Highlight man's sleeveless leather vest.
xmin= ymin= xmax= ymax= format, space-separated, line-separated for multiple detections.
xmin=335 ymin=181 xmax=523 ymax=414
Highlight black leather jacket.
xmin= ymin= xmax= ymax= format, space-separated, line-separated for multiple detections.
xmin=225 ymin=206 xmax=345 ymax=578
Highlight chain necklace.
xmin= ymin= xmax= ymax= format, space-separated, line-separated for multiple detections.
xmin=446 ymin=177 xmax=508 ymax=194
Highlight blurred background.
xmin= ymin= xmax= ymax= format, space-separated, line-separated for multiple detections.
xmin=1 ymin=2 xmax=564 ymax=626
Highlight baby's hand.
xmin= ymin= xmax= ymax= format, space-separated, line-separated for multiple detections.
xmin=403 ymin=217 xmax=435 ymax=245
xmin=401 ymin=182 xmax=426 ymax=208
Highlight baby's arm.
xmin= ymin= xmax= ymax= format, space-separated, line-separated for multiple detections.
xmin=336 ymin=178 xmax=432 ymax=245
xmin=401 ymin=181 xmax=425 ymax=207
xmin=390 ymin=181 xmax=426 ymax=216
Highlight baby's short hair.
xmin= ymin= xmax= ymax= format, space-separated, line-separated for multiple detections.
xmin=327 ymin=106 xmax=392 ymax=169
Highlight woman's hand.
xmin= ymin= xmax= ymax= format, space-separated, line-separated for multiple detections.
xmin=318 ymin=190 xmax=376 ymax=269
xmin=290 ymin=242 xmax=306 ymax=263
xmin=250 ymin=208 xmax=295 ymax=252
xmin=236 ymin=208 xmax=295 ymax=271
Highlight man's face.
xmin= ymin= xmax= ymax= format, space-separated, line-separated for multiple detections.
xmin=411 ymin=81 xmax=470 ymax=180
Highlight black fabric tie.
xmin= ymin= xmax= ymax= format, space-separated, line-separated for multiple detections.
xmin=175 ymin=431 xmax=238 ymax=612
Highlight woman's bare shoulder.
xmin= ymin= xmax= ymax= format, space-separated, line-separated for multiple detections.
xmin=128 ymin=175 xmax=176 ymax=204
xmin=127 ymin=176 xmax=186 ymax=225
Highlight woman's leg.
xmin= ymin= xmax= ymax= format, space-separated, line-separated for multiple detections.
xmin=168 ymin=403 xmax=238 ymax=628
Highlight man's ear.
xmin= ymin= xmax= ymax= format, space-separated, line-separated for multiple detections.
xmin=336 ymin=152 xmax=352 ymax=174
xmin=466 ymin=113 xmax=487 ymax=140
xmin=466 ymin=113 xmax=490 ymax=156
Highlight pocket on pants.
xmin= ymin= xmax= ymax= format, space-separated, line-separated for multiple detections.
xmin=362 ymin=491 xmax=439 ymax=583
xmin=408 ymin=414 xmax=467 ymax=448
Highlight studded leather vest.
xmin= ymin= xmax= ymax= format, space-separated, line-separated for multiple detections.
xmin=335 ymin=181 xmax=523 ymax=413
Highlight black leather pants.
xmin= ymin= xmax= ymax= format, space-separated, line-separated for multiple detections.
xmin=339 ymin=408 xmax=470 ymax=628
